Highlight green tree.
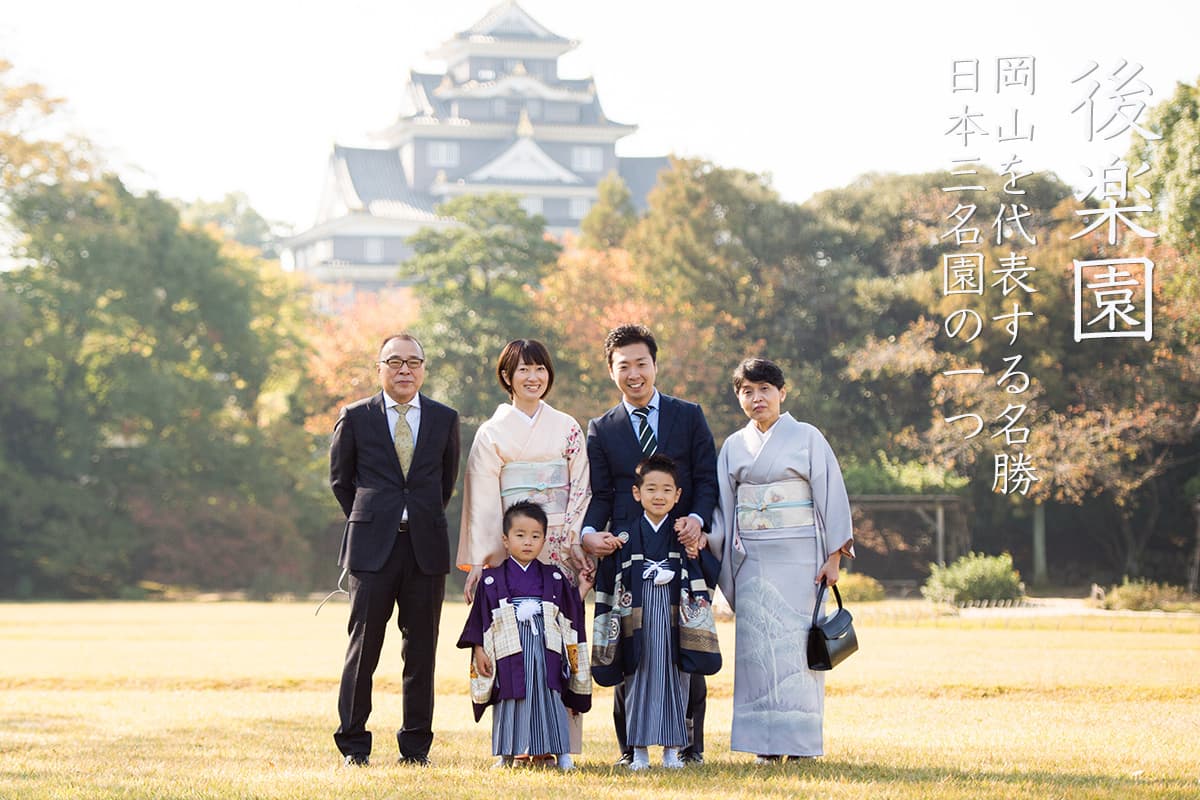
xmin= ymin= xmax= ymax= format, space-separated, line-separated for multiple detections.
xmin=175 ymin=191 xmax=285 ymax=259
xmin=400 ymin=193 xmax=562 ymax=428
xmin=1128 ymin=75 xmax=1200 ymax=253
xmin=1 ymin=176 xmax=323 ymax=596
xmin=580 ymin=171 xmax=636 ymax=249
xmin=624 ymin=158 xmax=883 ymax=440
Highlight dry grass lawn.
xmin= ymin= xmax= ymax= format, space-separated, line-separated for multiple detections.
xmin=1 ymin=600 xmax=1197 ymax=799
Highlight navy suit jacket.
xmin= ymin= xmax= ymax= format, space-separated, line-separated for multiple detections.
xmin=330 ymin=391 xmax=461 ymax=575
xmin=582 ymin=393 xmax=718 ymax=538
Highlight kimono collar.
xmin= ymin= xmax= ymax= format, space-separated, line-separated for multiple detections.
xmin=512 ymin=400 xmax=544 ymax=426
xmin=745 ymin=411 xmax=790 ymax=454
xmin=494 ymin=401 xmax=544 ymax=427
xmin=507 ymin=555 xmax=536 ymax=572
xmin=642 ymin=513 xmax=669 ymax=533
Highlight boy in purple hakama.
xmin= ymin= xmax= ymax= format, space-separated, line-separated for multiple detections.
xmin=458 ymin=501 xmax=591 ymax=769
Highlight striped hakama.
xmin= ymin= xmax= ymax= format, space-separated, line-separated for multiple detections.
xmin=491 ymin=597 xmax=571 ymax=756
xmin=624 ymin=579 xmax=689 ymax=748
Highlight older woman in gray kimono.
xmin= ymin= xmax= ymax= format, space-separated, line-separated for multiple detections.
xmin=701 ymin=358 xmax=855 ymax=763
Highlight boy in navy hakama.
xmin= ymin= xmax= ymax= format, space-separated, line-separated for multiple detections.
xmin=591 ymin=455 xmax=721 ymax=770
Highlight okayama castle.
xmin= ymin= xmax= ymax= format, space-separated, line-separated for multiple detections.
xmin=284 ymin=1 xmax=668 ymax=294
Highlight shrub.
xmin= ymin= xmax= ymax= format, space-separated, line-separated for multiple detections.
xmin=836 ymin=572 xmax=886 ymax=602
xmin=1098 ymin=578 xmax=1196 ymax=611
xmin=842 ymin=452 xmax=969 ymax=495
xmin=921 ymin=552 xmax=1024 ymax=605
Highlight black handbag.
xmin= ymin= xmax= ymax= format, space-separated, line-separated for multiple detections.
xmin=807 ymin=577 xmax=858 ymax=671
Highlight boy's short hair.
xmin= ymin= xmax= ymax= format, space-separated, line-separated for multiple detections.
xmin=732 ymin=357 xmax=786 ymax=391
xmin=496 ymin=339 xmax=555 ymax=397
xmin=604 ymin=324 xmax=658 ymax=366
xmin=634 ymin=453 xmax=678 ymax=487
xmin=503 ymin=500 xmax=548 ymax=534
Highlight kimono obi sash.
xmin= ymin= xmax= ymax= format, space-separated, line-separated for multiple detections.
xmin=500 ymin=459 xmax=569 ymax=516
xmin=736 ymin=479 xmax=814 ymax=531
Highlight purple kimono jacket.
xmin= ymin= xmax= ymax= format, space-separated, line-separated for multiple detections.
xmin=457 ymin=558 xmax=591 ymax=721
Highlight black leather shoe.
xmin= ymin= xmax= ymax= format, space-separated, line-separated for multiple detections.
xmin=613 ymin=752 xmax=633 ymax=766
xmin=681 ymin=751 xmax=704 ymax=764
xmin=342 ymin=754 xmax=369 ymax=767
xmin=398 ymin=755 xmax=431 ymax=767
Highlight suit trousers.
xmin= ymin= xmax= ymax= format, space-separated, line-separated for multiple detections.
xmin=334 ymin=527 xmax=446 ymax=760
xmin=614 ymin=673 xmax=706 ymax=756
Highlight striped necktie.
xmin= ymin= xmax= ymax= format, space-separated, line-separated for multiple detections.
xmin=632 ymin=406 xmax=657 ymax=456
xmin=393 ymin=402 xmax=414 ymax=474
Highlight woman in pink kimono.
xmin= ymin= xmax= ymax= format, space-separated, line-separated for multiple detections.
xmin=459 ymin=339 xmax=592 ymax=756
xmin=702 ymin=358 xmax=855 ymax=763
xmin=460 ymin=339 xmax=592 ymax=600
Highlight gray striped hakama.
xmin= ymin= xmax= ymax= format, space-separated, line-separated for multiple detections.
xmin=491 ymin=598 xmax=571 ymax=756
xmin=624 ymin=579 xmax=688 ymax=747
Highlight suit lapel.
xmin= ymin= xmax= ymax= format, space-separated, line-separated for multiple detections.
xmin=656 ymin=394 xmax=678 ymax=453
xmin=410 ymin=393 xmax=437 ymax=469
xmin=607 ymin=404 xmax=642 ymax=470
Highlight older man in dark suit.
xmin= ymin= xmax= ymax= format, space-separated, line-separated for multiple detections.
xmin=581 ymin=324 xmax=718 ymax=766
xmin=330 ymin=333 xmax=460 ymax=767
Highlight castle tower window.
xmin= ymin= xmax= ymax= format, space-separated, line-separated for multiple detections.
xmin=427 ymin=141 xmax=460 ymax=168
xmin=571 ymin=145 xmax=603 ymax=173
xmin=569 ymin=197 xmax=592 ymax=219
xmin=520 ymin=196 xmax=543 ymax=217
xmin=364 ymin=237 xmax=384 ymax=263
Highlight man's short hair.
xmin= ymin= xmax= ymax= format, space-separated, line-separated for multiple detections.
xmin=604 ymin=324 xmax=658 ymax=366
xmin=378 ymin=332 xmax=424 ymax=359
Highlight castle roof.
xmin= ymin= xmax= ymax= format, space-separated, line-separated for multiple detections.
xmin=326 ymin=145 xmax=441 ymax=222
xmin=465 ymin=136 xmax=584 ymax=185
xmin=456 ymin=0 xmax=571 ymax=43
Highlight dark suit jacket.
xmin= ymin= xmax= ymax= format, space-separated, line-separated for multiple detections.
xmin=330 ymin=391 xmax=461 ymax=575
xmin=583 ymin=393 xmax=718 ymax=538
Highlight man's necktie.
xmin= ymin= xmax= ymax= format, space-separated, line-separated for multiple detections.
xmin=393 ymin=403 xmax=414 ymax=474
xmin=632 ymin=406 xmax=657 ymax=456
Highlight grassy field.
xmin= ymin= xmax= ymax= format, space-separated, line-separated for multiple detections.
xmin=1 ymin=600 xmax=1197 ymax=800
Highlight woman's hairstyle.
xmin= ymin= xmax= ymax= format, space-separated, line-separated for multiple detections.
xmin=503 ymin=500 xmax=548 ymax=534
xmin=496 ymin=339 xmax=555 ymax=398
xmin=604 ymin=324 xmax=658 ymax=365
xmin=634 ymin=453 xmax=678 ymax=487
xmin=732 ymin=357 xmax=786 ymax=391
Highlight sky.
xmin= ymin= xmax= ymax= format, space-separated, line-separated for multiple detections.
xmin=3 ymin=0 xmax=1199 ymax=232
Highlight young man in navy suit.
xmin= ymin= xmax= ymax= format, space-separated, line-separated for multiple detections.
xmin=581 ymin=324 xmax=718 ymax=765
xmin=329 ymin=333 xmax=461 ymax=767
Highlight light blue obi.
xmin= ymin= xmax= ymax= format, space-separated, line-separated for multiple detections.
xmin=499 ymin=459 xmax=569 ymax=515
xmin=735 ymin=479 xmax=814 ymax=530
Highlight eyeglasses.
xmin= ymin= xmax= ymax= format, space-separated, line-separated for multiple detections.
xmin=379 ymin=357 xmax=425 ymax=371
